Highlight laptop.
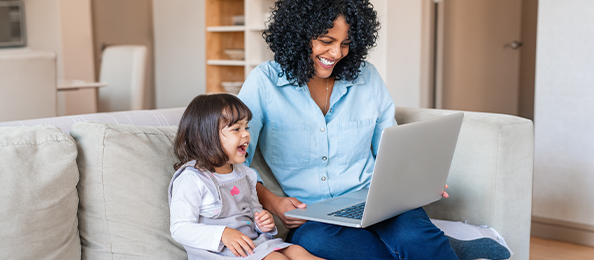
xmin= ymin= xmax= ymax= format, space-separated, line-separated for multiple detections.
xmin=284 ymin=112 xmax=464 ymax=228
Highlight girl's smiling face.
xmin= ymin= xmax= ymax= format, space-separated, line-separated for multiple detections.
xmin=215 ymin=118 xmax=250 ymax=174
xmin=310 ymin=16 xmax=351 ymax=80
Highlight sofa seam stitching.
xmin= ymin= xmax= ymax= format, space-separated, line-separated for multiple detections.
xmin=0 ymin=137 xmax=73 ymax=147
xmin=101 ymin=126 xmax=115 ymax=258
xmin=491 ymin=124 xmax=501 ymax=225
xmin=126 ymin=132 xmax=176 ymax=136
xmin=100 ymin=125 xmax=176 ymax=137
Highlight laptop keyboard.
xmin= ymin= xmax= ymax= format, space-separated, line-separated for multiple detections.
xmin=328 ymin=202 xmax=366 ymax=220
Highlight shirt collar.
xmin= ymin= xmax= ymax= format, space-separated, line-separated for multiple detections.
xmin=276 ymin=74 xmax=365 ymax=88
xmin=276 ymin=74 xmax=294 ymax=87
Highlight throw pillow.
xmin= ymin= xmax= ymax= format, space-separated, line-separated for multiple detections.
xmin=71 ymin=122 xmax=186 ymax=260
xmin=0 ymin=125 xmax=80 ymax=259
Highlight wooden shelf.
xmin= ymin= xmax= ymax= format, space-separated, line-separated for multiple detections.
xmin=207 ymin=26 xmax=246 ymax=32
xmin=205 ymin=0 xmax=274 ymax=93
xmin=247 ymin=27 xmax=266 ymax=32
xmin=207 ymin=59 xmax=246 ymax=66
xmin=207 ymin=60 xmax=266 ymax=67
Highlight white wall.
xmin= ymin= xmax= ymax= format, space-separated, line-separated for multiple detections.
xmin=533 ymin=0 xmax=594 ymax=228
xmin=152 ymin=0 xmax=205 ymax=109
xmin=367 ymin=0 xmax=387 ymax=84
xmin=369 ymin=0 xmax=431 ymax=109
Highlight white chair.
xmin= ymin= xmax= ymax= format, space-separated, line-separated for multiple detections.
xmin=0 ymin=50 xmax=57 ymax=122
xmin=98 ymin=45 xmax=148 ymax=112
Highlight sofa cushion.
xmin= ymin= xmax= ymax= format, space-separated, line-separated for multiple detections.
xmin=0 ymin=125 xmax=80 ymax=259
xmin=70 ymin=122 xmax=186 ymax=259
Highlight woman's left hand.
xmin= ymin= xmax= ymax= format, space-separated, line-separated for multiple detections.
xmin=442 ymin=184 xmax=449 ymax=198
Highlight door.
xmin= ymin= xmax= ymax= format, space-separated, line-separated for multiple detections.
xmin=436 ymin=0 xmax=522 ymax=115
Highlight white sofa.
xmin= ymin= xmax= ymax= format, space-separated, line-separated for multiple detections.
xmin=0 ymin=107 xmax=533 ymax=259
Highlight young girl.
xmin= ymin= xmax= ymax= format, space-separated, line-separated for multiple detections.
xmin=168 ymin=94 xmax=323 ymax=260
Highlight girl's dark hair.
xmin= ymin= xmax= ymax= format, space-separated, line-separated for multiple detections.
xmin=174 ymin=94 xmax=253 ymax=172
xmin=264 ymin=0 xmax=380 ymax=86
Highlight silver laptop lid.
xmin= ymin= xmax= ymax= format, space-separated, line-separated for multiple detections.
xmin=360 ymin=112 xmax=463 ymax=227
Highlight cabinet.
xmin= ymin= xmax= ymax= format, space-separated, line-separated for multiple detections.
xmin=205 ymin=0 xmax=275 ymax=93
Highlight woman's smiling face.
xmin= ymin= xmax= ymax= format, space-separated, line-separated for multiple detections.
xmin=310 ymin=16 xmax=351 ymax=79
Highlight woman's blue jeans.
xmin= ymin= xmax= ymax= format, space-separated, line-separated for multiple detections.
xmin=286 ymin=207 xmax=458 ymax=260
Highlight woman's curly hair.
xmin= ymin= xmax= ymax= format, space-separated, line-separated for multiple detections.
xmin=263 ymin=0 xmax=380 ymax=86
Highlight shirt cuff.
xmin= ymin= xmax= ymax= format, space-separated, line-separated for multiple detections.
xmin=255 ymin=225 xmax=278 ymax=236
xmin=211 ymin=225 xmax=227 ymax=252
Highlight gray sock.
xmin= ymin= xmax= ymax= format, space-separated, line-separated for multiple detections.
xmin=430 ymin=219 xmax=513 ymax=260
xmin=447 ymin=236 xmax=511 ymax=260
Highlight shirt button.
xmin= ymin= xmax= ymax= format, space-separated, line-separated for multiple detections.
xmin=321 ymin=127 xmax=325 ymax=132
xmin=329 ymin=108 xmax=333 ymax=113
xmin=321 ymin=176 xmax=327 ymax=181
xmin=322 ymin=156 xmax=327 ymax=161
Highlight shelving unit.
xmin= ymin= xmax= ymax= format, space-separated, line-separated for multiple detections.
xmin=205 ymin=0 xmax=275 ymax=93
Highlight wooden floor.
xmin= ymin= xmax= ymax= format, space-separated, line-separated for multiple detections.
xmin=530 ymin=236 xmax=594 ymax=260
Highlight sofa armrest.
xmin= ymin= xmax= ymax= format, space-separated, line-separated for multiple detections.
xmin=396 ymin=107 xmax=533 ymax=260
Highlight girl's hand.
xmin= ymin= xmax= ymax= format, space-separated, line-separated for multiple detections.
xmin=255 ymin=210 xmax=275 ymax=233
xmin=442 ymin=184 xmax=449 ymax=198
xmin=221 ymin=227 xmax=255 ymax=257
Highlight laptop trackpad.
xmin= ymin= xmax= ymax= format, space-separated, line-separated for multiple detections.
xmin=341 ymin=188 xmax=368 ymax=199
xmin=319 ymin=197 xmax=364 ymax=208
xmin=317 ymin=189 xmax=368 ymax=208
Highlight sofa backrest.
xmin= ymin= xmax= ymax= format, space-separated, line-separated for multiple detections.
xmin=0 ymin=107 xmax=185 ymax=133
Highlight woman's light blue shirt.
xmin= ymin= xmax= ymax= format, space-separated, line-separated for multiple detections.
xmin=238 ymin=61 xmax=396 ymax=205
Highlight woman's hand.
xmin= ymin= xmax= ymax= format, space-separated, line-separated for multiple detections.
xmin=272 ymin=197 xmax=308 ymax=229
xmin=256 ymin=183 xmax=307 ymax=229
xmin=442 ymin=184 xmax=449 ymax=198
xmin=221 ymin=227 xmax=255 ymax=257
xmin=424 ymin=184 xmax=451 ymax=207
xmin=255 ymin=210 xmax=275 ymax=233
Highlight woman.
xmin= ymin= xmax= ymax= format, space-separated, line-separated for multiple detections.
xmin=238 ymin=0 xmax=458 ymax=259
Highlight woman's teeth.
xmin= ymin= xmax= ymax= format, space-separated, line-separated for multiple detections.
xmin=319 ymin=57 xmax=335 ymax=66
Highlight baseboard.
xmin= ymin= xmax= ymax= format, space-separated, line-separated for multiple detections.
xmin=531 ymin=216 xmax=594 ymax=247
